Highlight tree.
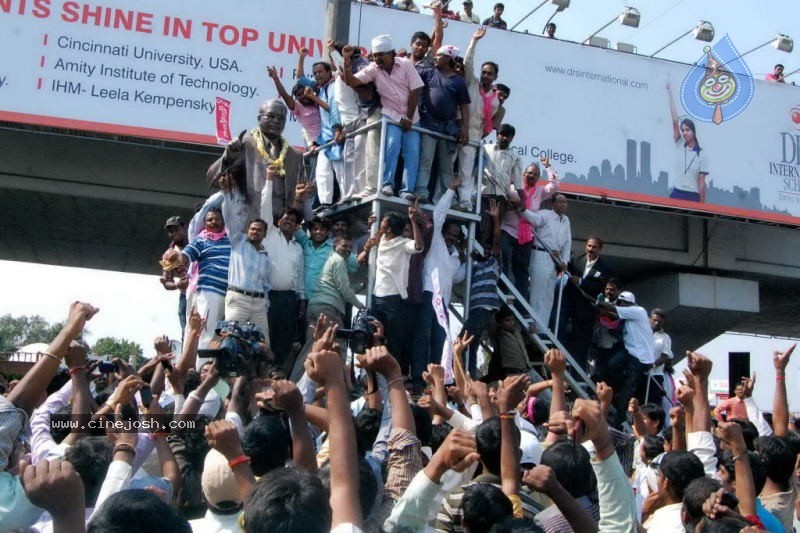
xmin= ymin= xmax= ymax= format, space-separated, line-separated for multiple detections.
xmin=0 ymin=314 xmax=65 ymax=352
xmin=92 ymin=337 xmax=145 ymax=367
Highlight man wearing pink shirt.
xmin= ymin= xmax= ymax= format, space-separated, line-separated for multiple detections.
xmin=714 ymin=383 xmax=749 ymax=421
xmin=342 ymin=35 xmax=423 ymax=201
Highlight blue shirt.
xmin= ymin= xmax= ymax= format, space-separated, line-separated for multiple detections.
xmin=417 ymin=67 xmax=470 ymax=135
xmin=317 ymin=80 xmax=343 ymax=160
xmin=222 ymin=191 xmax=271 ymax=298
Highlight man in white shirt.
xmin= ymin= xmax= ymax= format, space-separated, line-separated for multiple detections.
xmin=369 ymin=204 xmax=424 ymax=371
xmin=648 ymin=308 xmax=674 ymax=409
xmin=411 ymin=178 xmax=465 ymax=386
xmin=458 ymin=0 xmax=480 ymax=23
xmin=263 ymin=171 xmax=306 ymax=371
xmin=595 ymin=290 xmax=657 ymax=427
xmin=520 ymin=194 xmax=571 ymax=329
xmin=643 ymin=451 xmax=705 ymax=532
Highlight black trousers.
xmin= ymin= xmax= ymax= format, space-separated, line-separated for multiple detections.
xmin=268 ymin=290 xmax=298 ymax=370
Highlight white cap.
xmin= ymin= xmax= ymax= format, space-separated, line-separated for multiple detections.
xmin=617 ymin=291 xmax=636 ymax=304
xmin=436 ymin=44 xmax=460 ymax=58
xmin=371 ymin=34 xmax=394 ymax=53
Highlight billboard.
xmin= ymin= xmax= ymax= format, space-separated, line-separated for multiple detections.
xmin=0 ymin=0 xmax=326 ymax=143
xmin=2 ymin=1 xmax=799 ymax=224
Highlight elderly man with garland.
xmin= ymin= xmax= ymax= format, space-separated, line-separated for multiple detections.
xmin=206 ymin=100 xmax=307 ymax=222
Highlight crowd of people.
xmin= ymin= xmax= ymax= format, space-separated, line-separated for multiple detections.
xmin=2 ymin=5 xmax=799 ymax=533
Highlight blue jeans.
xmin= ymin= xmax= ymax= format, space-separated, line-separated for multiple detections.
xmin=178 ymin=292 xmax=187 ymax=338
xmin=383 ymin=122 xmax=420 ymax=193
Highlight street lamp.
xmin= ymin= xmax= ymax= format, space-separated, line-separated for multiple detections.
xmin=584 ymin=6 xmax=641 ymax=47
xmin=650 ymin=21 xmax=715 ymax=58
xmin=510 ymin=0 xmax=569 ymax=32
xmin=741 ymin=34 xmax=794 ymax=57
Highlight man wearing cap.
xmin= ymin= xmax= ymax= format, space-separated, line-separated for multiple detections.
xmin=160 ymin=216 xmax=189 ymax=337
xmin=188 ymin=449 xmax=242 ymax=532
xmin=414 ymin=44 xmax=470 ymax=202
xmin=458 ymin=0 xmax=480 ymax=23
xmin=342 ymin=36 xmax=424 ymax=200
xmin=482 ymin=2 xmax=508 ymax=30
xmin=594 ymin=290 xmax=657 ymax=426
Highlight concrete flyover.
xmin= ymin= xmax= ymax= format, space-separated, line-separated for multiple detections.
xmin=2 ymin=123 xmax=800 ymax=350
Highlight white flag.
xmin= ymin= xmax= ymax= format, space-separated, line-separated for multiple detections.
xmin=431 ymin=268 xmax=454 ymax=383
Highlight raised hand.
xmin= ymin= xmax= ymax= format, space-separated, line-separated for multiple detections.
xmin=596 ymin=381 xmax=613 ymax=406
xmin=497 ymin=373 xmax=530 ymax=412
xmin=21 ymin=459 xmax=85 ymax=519
xmin=266 ymin=65 xmax=279 ymax=79
xmin=424 ymin=429 xmax=481 ymax=482
xmin=305 ymin=349 xmax=344 ymax=387
xmin=205 ymin=419 xmax=244 ymax=460
xmin=356 ymin=345 xmax=402 ymax=380
xmin=453 ymin=331 xmax=474 ymax=356
xmin=741 ymin=373 xmax=756 ymax=398
xmin=299 ymin=46 xmax=309 ymax=58
xmin=66 ymin=301 xmax=99 ymax=333
xmin=686 ymin=351 xmax=713 ymax=379
xmin=187 ymin=307 xmax=206 ymax=340
xmin=485 ymin=198 xmax=500 ymax=218
xmin=522 ymin=464 xmax=559 ymax=495
xmin=774 ymin=344 xmax=795 ymax=372
xmin=669 ymin=405 xmax=685 ymax=429
xmin=472 ymin=27 xmax=486 ymax=41
xmin=544 ymin=348 xmax=566 ymax=376
xmin=342 ymin=45 xmax=354 ymax=59
xmin=270 ymin=380 xmax=304 ymax=416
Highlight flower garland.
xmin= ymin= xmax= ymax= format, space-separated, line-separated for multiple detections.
xmin=251 ymin=127 xmax=290 ymax=177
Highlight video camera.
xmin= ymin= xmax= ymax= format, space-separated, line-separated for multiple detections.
xmin=335 ymin=310 xmax=377 ymax=355
xmin=197 ymin=321 xmax=264 ymax=377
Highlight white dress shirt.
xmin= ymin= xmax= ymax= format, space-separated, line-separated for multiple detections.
xmin=482 ymin=144 xmax=523 ymax=197
xmin=422 ymin=189 xmax=466 ymax=305
xmin=615 ymin=305 xmax=657 ymax=365
xmin=373 ymin=235 xmax=421 ymax=299
xmin=261 ymin=181 xmax=305 ymax=297
xmin=520 ymin=209 xmax=571 ymax=261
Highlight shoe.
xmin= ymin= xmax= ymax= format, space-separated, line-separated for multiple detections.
xmin=454 ymin=202 xmax=473 ymax=212
xmin=313 ymin=203 xmax=332 ymax=213
xmin=354 ymin=189 xmax=375 ymax=199
xmin=381 ymin=185 xmax=394 ymax=196
xmin=400 ymin=192 xmax=416 ymax=201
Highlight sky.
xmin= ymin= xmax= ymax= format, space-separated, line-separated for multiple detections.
xmin=467 ymin=0 xmax=799 ymax=80
xmin=1 ymin=260 xmax=179 ymax=356
xmin=3 ymin=0 xmax=800 ymax=355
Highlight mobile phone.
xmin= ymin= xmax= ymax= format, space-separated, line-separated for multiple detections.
xmin=140 ymin=386 xmax=153 ymax=407
xmin=99 ymin=361 xmax=116 ymax=374
xmin=720 ymin=491 xmax=739 ymax=509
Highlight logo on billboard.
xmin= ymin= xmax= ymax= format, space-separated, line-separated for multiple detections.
xmin=680 ymin=35 xmax=754 ymax=125
xmin=791 ymin=106 xmax=800 ymax=130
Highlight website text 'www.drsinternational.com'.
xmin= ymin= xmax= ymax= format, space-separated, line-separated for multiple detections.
xmin=544 ymin=64 xmax=649 ymax=90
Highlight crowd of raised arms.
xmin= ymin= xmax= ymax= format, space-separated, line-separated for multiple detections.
xmin=1 ymin=2 xmax=798 ymax=533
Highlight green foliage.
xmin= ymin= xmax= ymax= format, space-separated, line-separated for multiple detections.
xmin=0 ymin=314 xmax=65 ymax=352
xmin=91 ymin=337 xmax=145 ymax=367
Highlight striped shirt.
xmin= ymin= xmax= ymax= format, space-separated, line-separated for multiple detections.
xmin=469 ymin=256 xmax=500 ymax=311
xmin=182 ymin=235 xmax=231 ymax=296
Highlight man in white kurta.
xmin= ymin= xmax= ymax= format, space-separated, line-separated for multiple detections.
xmin=520 ymin=194 xmax=571 ymax=328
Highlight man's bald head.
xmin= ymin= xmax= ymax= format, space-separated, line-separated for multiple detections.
xmin=258 ymin=99 xmax=288 ymax=139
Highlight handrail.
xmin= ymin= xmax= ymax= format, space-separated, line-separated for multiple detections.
xmin=302 ymin=117 xmax=484 ymax=158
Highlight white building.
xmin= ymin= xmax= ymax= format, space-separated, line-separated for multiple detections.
xmin=673 ymin=332 xmax=800 ymax=414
